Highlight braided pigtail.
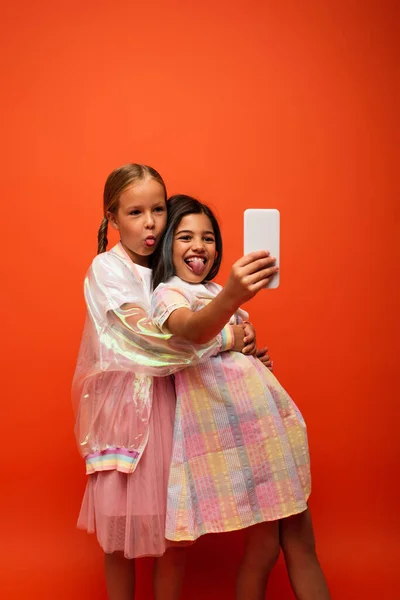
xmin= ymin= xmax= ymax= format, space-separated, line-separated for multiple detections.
xmin=97 ymin=217 xmax=109 ymax=254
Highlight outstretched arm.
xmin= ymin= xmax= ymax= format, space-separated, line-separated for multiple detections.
xmin=162 ymin=251 xmax=278 ymax=344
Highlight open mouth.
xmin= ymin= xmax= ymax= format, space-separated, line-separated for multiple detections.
xmin=144 ymin=236 xmax=156 ymax=247
xmin=184 ymin=256 xmax=207 ymax=276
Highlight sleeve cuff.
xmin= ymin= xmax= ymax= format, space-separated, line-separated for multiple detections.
xmin=219 ymin=324 xmax=235 ymax=352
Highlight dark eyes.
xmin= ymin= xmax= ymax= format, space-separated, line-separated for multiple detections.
xmin=178 ymin=235 xmax=215 ymax=243
xmin=129 ymin=206 xmax=165 ymax=216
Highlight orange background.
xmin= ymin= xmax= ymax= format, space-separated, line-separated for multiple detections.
xmin=1 ymin=1 xmax=397 ymax=598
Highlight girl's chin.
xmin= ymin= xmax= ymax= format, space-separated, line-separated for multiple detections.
xmin=139 ymin=244 xmax=158 ymax=255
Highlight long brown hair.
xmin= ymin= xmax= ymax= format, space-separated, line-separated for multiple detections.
xmin=152 ymin=195 xmax=223 ymax=290
xmin=97 ymin=163 xmax=167 ymax=254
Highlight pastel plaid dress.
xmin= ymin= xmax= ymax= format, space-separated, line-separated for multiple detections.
xmin=151 ymin=277 xmax=311 ymax=542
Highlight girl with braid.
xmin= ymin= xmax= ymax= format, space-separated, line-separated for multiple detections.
xmin=72 ymin=163 xmax=277 ymax=600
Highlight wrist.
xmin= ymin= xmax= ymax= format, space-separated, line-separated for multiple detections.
xmin=219 ymin=287 xmax=240 ymax=314
xmin=219 ymin=325 xmax=235 ymax=352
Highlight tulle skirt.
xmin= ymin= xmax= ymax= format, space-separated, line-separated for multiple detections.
xmin=77 ymin=377 xmax=177 ymax=558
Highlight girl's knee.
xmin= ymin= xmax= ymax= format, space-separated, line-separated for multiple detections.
xmin=262 ymin=544 xmax=280 ymax=570
xmin=243 ymin=523 xmax=280 ymax=570
xmin=243 ymin=543 xmax=280 ymax=571
xmin=280 ymin=510 xmax=317 ymax=558
xmin=262 ymin=539 xmax=280 ymax=567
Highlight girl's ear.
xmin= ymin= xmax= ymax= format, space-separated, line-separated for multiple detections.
xmin=107 ymin=210 xmax=119 ymax=231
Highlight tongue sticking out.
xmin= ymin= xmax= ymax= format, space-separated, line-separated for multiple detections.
xmin=187 ymin=258 xmax=206 ymax=276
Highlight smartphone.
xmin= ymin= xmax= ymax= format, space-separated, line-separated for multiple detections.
xmin=244 ymin=208 xmax=280 ymax=289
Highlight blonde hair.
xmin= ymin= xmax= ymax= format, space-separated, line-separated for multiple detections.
xmin=97 ymin=163 xmax=167 ymax=254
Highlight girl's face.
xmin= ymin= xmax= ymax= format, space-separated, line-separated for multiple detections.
xmin=172 ymin=212 xmax=217 ymax=284
xmin=107 ymin=176 xmax=167 ymax=267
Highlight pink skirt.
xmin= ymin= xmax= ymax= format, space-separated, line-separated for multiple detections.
xmin=77 ymin=377 xmax=177 ymax=558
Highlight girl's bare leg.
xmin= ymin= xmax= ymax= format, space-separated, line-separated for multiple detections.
xmin=236 ymin=521 xmax=280 ymax=600
xmin=280 ymin=508 xmax=331 ymax=600
xmin=104 ymin=552 xmax=135 ymax=600
xmin=153 ymin=546 xmax=187 ymax=600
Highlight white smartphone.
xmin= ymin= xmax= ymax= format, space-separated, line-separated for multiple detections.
xmin=244 ymin=208 xmax=280 ymax=289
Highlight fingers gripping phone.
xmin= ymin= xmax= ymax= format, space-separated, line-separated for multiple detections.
xmin=244 ymin=209 xmax=280 ymax=289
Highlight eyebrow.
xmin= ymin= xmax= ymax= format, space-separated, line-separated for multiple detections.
xmin=175 ymin=229 xmax=215 ymax=235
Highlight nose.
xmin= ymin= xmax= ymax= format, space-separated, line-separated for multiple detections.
xmin=144 ymin=211 xmax=155 ymax=229
xmin=191 ymin=237 xmax=206 ymax=252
